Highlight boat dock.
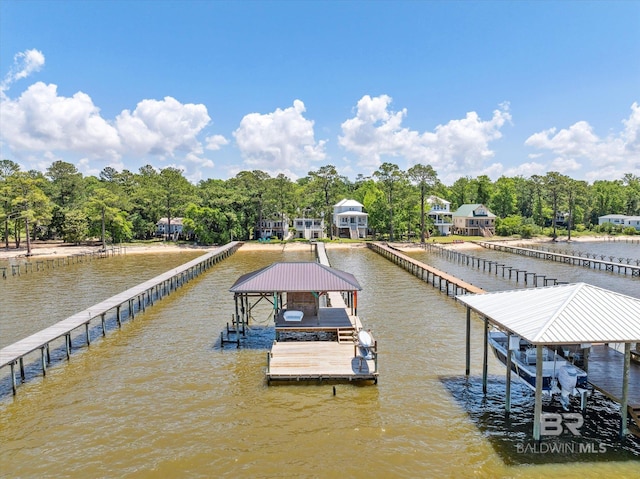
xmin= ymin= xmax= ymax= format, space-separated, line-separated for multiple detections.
xmin=228 ymin=242 xmax=377 ymax=383
xmin=477 ymin=241 xmax=640 ymax=277
xmin=1 ymin=242 xmax=242 ymax=395
xmin=587 ymin=345 xmax=640 ymax=433
xmin=367 ymin=242 xmax=485 ymax=296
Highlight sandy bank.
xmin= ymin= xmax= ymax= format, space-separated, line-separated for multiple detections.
xmin=1 ymin=235 xmax=632 ymax=261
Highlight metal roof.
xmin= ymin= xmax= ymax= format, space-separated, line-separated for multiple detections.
xmin=456 ymin=282 xmax=640 ymax=344
xmin=229 ymin=262 xmax=362 ymax=293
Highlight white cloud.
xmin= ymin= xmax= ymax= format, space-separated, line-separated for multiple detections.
xmin=116 ymin=96 xmax=211 ymax=158
xmin=205 ymin=134 xmax=229 ymax=151
xmin=525 ymin=102 xmax=640 ymax=180
xmin=233 ymin=99 xmax=326 ymax=174
xmin=339 ymin=94 xmax=511 ymax=179
xmin=0 ymin=49 xmax=45 ymax=94
xmin=0 ymin=82 xmax=121 ymax=157
xmin=503 ymin=161 xmax=547 ymax=178
xmin=0 ymin=77 xmax=226 ymax=179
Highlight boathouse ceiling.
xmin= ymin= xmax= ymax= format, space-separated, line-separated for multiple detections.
xmin=229 ymin=262 xmax=362 ymax=293
xmin=457 ymin=282 xmax=640 ymax=345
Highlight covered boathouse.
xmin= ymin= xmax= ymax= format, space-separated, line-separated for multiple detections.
xmin=229 ymin=262 xmax=378 ymax=383
xmin=457 ymin=282 xmax=640 ymax=439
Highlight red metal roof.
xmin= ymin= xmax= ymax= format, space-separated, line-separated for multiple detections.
xmin=229 ymin=262 xmax=362 ymax=293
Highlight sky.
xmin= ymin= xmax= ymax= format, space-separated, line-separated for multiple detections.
xmin=1 ymin=0 xmax=639 ymax=185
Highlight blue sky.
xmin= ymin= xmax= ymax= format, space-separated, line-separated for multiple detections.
xmin=1 ymin=1 xmax=638 ymax=185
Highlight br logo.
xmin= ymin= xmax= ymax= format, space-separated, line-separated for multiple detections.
xmin=540 ymin=412 xmax=583 ymax=436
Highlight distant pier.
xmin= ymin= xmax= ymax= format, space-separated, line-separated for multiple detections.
xmin=0 ymin=241 xmax=242 ymax=395
xmin=477 ymin=241 xmax=640 ymax=277
xmin=367 ymin=242 xmax=485 ymax=296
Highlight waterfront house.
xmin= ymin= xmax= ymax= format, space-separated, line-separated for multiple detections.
xmin=333 ymin=199 xmax=368 ymax=239
xmin=426 ymin=195 xmax=453 ymax=236
xmin=293 ymin=217 xmax=325 ymax=240
xmin=156 ymin=217 xmax=184 ymax=238
xmin=452 ymin=204 xmax=496 ymax=236
xmin=256 ymin=215 xmax=289 ymax=240
xmin=599 ymin=214 xmax=640 ymax=231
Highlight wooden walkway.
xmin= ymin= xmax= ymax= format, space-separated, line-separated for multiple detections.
xmin=477 ymin=241 xmax=640 ymax=277
xmin=367 ymin=242 xmax=486 ymax=296
xmin=0 ymin=241 xmax=242 ymax=395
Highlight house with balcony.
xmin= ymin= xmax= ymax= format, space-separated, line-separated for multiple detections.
xmin=256 ymin=215 xmax=289 ymax=240
xmin=426 ymin=195 xmax=453 ymax=236
xmin=333 ymin=199 xmax=368 ymax=239
xmin=452 ymin=204 xmax=496 ymax=237
xmin=293 ymin=217 xmax=325 ymax=240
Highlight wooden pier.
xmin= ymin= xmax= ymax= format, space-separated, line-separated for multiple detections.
xmin=421 ymin=242 xmax=564 ymax=287
xmin=478 ymin=241 xmax=640 ymax=277
xmin=0 ymin=244 xmax=126 ymax=279
xmin=0 ymin=241 xmax=242 ymax=395
xmin=367 ymin=242 xmax=485 ymax=296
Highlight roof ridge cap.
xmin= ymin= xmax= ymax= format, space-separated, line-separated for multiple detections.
xmin=532 ymin=283 xmax=584 ymax=343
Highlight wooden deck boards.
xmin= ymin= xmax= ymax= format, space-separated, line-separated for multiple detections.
xmin=587 ymin=344 xmax=640 ymax=406
xmin=267 ymin=341 xmax=377 ymax=380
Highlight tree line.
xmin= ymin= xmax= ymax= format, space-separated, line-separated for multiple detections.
xmin=1 ymin=159 xmax=639 ymax=251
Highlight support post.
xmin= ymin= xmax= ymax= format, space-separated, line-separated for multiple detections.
xmin=533 ymin=344 xmax=543 ymax=440
xmin=505 ymin=332 xmax=512 ymax=413
xmin=41 ymin=347 xmax=47 ymax=376
xmin=65 ymin=334 xmax=71 ymax=359
xmin=10 ymin=362 xmax=17 ymax=395
xmin=116 ymin=305 xmax=121 ymax=327
xmin=101 ymin=313 xmax=106 ymax=337
xmin=621 ymin=342 xmax=631 ymax=437
xmin=482 ymin=317 xmax=488 ymax=395
xmin=85 ymin=323 xmax=91 ymax=345
xmin=465 ymin=307 xmax=471 ymax=377
xmin=19 ymin=357 xmax=25 ymax=381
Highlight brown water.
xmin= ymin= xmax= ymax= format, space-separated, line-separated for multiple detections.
xmin=0 ymin=246 xmax=638 ymax=477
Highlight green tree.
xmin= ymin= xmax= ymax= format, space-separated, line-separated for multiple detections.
xmin=408 ymin=163 xmax=438 ymax=242
xmin=374 ymin=162 xmax=406 ymax=241
xmin=542 ymin=172 xmax=566 ymax=239
xmin=0 ymin=160 xmax=21 ymax=249
xmin=157 ymin=167 xmax=195 ymax=240
xmin=490 ymin=176 xmax=517 ymax=218
xmin=307 ymin=165 xmax=346 ymax=239
xmin=11 ymin=171 xmax=52 ymax=254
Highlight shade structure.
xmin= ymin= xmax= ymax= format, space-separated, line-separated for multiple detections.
xmin=229 ymin=262 xmax=362 ymax=293
xmin=457 ymin=282 xmax=640 ymax=345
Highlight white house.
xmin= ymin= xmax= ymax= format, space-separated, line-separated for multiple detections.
xmin=156 ymin=217 xmax=184 ymax=238
xmin=599 ymin=214 xmax=631 ymax=227
xmin=599 ymin=214 xmax=640 ymax=231
xmin=426 ymin=195 xmax=453 ymax=236
xmin=292 ymin=217 xmax=325 ymax=240
xmin=333 ymin=199 xmax=368 ymax=239
xmin=625 ymin=216 xmax=640 ymax=231
xmin=256 ymin=215 xmax=289 ymax=240
xmin=452 ymin=204 xmax=496 ymax=236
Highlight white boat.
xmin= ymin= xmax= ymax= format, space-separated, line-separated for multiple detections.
xmin=488 ymin=331 xmax=590 ymax=410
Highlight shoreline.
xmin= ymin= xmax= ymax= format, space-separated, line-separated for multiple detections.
xmin=0 ymin=235 xmax=634 ymax=262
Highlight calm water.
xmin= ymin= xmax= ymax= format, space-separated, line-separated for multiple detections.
xmin=0 ymin=243 xmax=638 ymax=477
